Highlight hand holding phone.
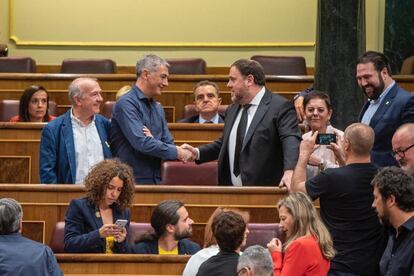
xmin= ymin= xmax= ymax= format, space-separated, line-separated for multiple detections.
xmin=114 ymin=219 xmax=128 ymax=229
xmin=316 ymin=133 xmax=336 ymax=145
xmin=113 ymin=219 xmax=128 ymax=243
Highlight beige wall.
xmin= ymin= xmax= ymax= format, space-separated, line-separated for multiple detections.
xmin=0 ymin=0 xmax=384 ymax=67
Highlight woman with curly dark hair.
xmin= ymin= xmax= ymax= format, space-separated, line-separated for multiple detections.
xmin=64 ymin=159 xmax=135 ymax=253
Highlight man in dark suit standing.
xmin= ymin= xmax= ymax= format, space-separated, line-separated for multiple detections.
xmin=178 ymin=80 xmax=225 ymax=123
xmin=357 ymin=51 xmax=414 ymax=167
xmin=183 ymin=59 xmax=301 ymax=187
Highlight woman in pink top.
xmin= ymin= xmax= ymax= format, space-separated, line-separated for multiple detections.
xmin=267 ymin=192 xmax=335 ymax=276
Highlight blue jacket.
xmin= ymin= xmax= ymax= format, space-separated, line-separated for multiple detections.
xmin=359 ymin=84 xmax=414 ymax=167
xmin=40 ymin=110 xmax=111 ymax=184
xmin=64 ymin=197 xmax=130 ymax=253
xmin=131 ymin=238 xmax=200 ymax=255
xmin=110 ymin=85 xmax=177 ymax=184
xmin=178 ymin=113 xmax=225 ymax=123
xmin=0 ymin=233 xmax=62 ymax=276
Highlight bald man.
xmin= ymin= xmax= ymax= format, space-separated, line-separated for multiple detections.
xmin=40 ymin=77 xmax=111 ymax=184
xmin=392 ymin=123 xmax=414 ymax=176
xmin=291 ymin=123 xmax=385 ymax=276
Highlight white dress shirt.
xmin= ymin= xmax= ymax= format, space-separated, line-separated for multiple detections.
xmin=71 ymin=110 xmax=104 ymax=184
xmin=199 ymin=113 xmax=220 ymax=124
xmin=228 ymin=87 xmax=265 ymax=186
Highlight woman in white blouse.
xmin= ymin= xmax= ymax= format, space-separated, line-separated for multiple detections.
xmin=302 ymin=91 xmax=344 ymax=179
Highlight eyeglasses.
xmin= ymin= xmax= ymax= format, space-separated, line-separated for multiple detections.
xmin=392 ymin=144 xmax=414 ymax=159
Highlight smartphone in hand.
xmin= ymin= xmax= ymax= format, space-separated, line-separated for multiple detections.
xmin=114 ymin=219 xmax=128 ymax=229
xmin=316 ymin=133 xmax=336 ymax=145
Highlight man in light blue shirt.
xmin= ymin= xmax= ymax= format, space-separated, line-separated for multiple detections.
xmin=357 ymin=51 xmax=414 ymax=167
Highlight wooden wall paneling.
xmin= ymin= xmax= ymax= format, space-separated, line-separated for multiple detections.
xmin=0 ymin=156 xmax=31 ymax=183
xmin=0 ymin=184 xmax=287 ymax=247
xmin=22 ymin=220 xmax=45 ymax=244
xmin=57 ymin=254 xmax=189 ymax=275
xmin=0 ymin=123 xmax=224 ymax=183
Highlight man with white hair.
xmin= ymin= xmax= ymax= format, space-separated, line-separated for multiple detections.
xmin=40 ymin=77 xmax=111 ymax=184
xmin=0 ymin=198 xmax=62 ymax=275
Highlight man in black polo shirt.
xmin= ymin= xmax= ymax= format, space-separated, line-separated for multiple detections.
xmin=371 ymin=167 xmax=414 ymax=275
xmin=291 ymin=123 xmax=385 ymax=276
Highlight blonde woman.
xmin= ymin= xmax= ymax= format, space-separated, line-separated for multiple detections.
xmin=267 ymin=192 xmax=334 ymax=276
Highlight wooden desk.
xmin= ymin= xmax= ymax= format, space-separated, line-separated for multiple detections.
xmin=0 ymin=73 xmax=306 ymax=119
xmin=0 ymin=123 xmax=223 ymax=183
xmin=0 ymin=184 xmax=286 ymax=247
xmin=0 ymin=73 xmax=314 ymax=91
xmin=2 ymin=74 xmax=413 ymax=120
xmin=56 ymin=254 xmax=189 ymax=275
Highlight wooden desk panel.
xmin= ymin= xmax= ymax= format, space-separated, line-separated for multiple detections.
xmin=57 ymin=254 xmax=189 ymax=275
xmin=0 ymin=88 xmax=298 ymax=121
xmin=0 ymin=123 xmax=223 ymax=183
xmin=0 ymin=73 xmax=314 ymax=92
xmin=2 ymin=74 xmax=414 ymax=120
xmin=0 ymin=184 xmax=286 ymax=247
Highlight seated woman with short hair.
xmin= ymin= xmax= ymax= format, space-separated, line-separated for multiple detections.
xmin=10 ymin=85 xmax=56 ymax=122
xmin=64 ymin=159 xmax=135 ymax=253
xmin=267 ymin=192 xmax=334 ymax=276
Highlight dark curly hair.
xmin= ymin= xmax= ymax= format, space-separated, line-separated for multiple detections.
xmin=371 ymin=166 xmax=414 ymax=212
xmin=84 ymin=159 xmax=135 ymax=210
xmin=212 ymin=210 xmax=246 ymax=252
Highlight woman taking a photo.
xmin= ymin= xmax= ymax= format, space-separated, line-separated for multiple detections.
xmin=64 ymin=159 xmax=135 ymax=253
xmin=267 ymin=192 xmax=334 ymax=275
xmin=302 ymin=91 xmax=344 ymax=178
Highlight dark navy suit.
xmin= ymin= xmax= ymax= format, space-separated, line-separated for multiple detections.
xmin=0 ymin=233 xmax=62 ymax=275
xmin=131 ymin=238 xmax=200 ymax=255
xmin=197 ymin=89 xmax=301 ymax=186
xmin=359 ymin=84 xmax=414 ymax=167
xmin=178 ymin=114 xmax=225 ymax=123
xmin=64 ymin=197 xmax=130 ymax=253
xmin=40 ymin=110 xmax=112 ymax=184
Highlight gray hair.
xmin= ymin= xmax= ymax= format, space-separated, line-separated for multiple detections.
xmin=68 ymin=77 xmax=98 ymax=105
xmin=135 ymin=54 xmax=169 ymax=77
xmin=237 ymin=245 xmax=274 ymax=276
xmin=0 ymin=198 xmax=23 ymax=234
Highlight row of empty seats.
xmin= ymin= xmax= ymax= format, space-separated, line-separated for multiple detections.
xmin=50 ymin=221 xmax=285 ymax=253
xmin=0 ymin=99 xmax=228 ymax=122
xmin=0 ymin=56 xmax=310 ymax=75
xmin=1 ymin=55 xmax=414 ymax=75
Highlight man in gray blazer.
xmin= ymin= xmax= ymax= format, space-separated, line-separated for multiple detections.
xmin=183 ymin=59 xmax=301 ymax=186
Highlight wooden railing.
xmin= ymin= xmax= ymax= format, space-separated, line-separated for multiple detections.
xmin=0 ymin=184 xmax=287 ymax=248
xmin=0 ymin=123 xmax=223 ymax=184
xmin=56 ymin=254 xmax=189 ymax=275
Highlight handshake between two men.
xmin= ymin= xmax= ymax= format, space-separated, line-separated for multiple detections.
xmin=176 ymin=144 xmax=198 ymax=163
